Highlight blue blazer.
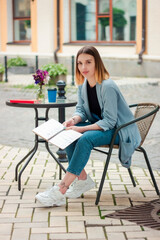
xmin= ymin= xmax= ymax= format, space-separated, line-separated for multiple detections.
xmin=74 ymin=78 xmax=141 ymax=168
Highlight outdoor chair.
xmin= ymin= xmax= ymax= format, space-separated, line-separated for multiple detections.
xmin=93 ymin=103 xmax=159 ymax=205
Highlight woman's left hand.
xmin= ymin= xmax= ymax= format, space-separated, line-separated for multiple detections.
xmin=66 ymin=126 xmax=84 ymax=133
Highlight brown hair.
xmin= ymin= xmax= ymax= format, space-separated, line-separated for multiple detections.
xmin=75 ymin=46 xmax=109 ymax=85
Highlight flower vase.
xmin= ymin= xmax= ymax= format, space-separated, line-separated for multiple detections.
xmin=36 ymin=85 xmax=45 ymax=103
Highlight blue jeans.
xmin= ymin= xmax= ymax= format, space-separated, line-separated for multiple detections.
xmin=66 ymin=122 xmax=119 ymax=176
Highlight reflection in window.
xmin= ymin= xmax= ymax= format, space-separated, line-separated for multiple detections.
xmin=14 ymin=0 xmax=30 ymax=17
xmin=71 ymin=0 xmax=96 ymax=41
xmin=70 ymin=0 xmax=136 ymax=42
xmin=14 ymin=20 xmax=31 ymax=41
xmin=98 ymin=0 xmax=110 ymax=14
xmin=13 ymin=0 xmax=31 ymax=42
xmin=98 ymin=18 xmax=110 ymax=41
xmin=112 ymin=0 xmax=136 ymax=41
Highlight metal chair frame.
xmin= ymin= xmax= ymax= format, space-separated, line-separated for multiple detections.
xmin=94 ymin=103 xmax=160 ymax=205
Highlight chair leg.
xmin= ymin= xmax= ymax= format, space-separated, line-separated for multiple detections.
xmin=95 ymin=153 xmax=111 ymax=205
xmin=128 ymin=168 xmax=136 ymax=187
xmin=139 ymin=146 xmax=160 ymax=196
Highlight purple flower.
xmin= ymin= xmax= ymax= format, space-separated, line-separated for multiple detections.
xmin=33 ymin=69 xmax=49 ymax=86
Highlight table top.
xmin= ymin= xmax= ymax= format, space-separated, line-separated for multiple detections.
xmin=6 ymin=99 xmax=77 ymax=109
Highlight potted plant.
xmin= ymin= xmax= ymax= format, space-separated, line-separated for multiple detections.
xmin=7 ymin=56 xmax=34 ymax=74
xmin=41 ymin=63 xmax=67 ymax=85
xmin=0 ymin=63 xmax=5 ymax=82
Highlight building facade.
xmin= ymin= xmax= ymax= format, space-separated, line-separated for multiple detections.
xmin=0 ymin=0 xmax=160 ymax=77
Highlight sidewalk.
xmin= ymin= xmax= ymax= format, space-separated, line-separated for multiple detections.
xmin=2 ymin=73 xmax=160 ymax=86
xmin=0 ymin=74 xmax=160 ymax=239
xmin=0 ymin=143 xmax=160 ymax=240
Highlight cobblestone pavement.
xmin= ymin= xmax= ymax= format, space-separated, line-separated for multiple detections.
xmin=0 ymin=74 xmax=160 ymax=239
xmin=0 ymin=144 xmax=160 ymax=240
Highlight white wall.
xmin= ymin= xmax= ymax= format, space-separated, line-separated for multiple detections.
xmin=7 ymin=0 xmax=13 ymax=42
xmin=63 ymin=0 xmax=70 ymax=43
xmin=147 ymin=0 xmax=160 ymax=56
xmin=37 ymin=0 xmax=54 ymax=53
xmin=61 ymin=45 xmax=136 ymax=57
xmin=0 ymin=3 xmax=1 ymax=51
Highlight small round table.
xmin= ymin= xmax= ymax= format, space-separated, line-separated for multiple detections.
xmin=6 ymin=99 xmax=77 ymax=190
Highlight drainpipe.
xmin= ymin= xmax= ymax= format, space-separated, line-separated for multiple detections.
xmin=138 ymin=0 xmax=146 ymax=64
xmin=54 ymin=0 xmax=60 ymax=63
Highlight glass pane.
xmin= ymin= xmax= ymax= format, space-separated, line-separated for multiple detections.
xmin=71 ymin=0 xmax=96 ymax=41
xmin=112 ymin=0 xmax=136 ymax=41
xmin=98 ymin=0 xmax=110 ymax=14
xmin=14 ymin=0 xmax=30 ymax=17
xmin=98 ymin=18 xmax=110 ymax=41
xmin=14 ymin=20 xmax=31 ymax=41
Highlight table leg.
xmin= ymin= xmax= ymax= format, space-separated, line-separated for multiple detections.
xmin=15 ymin=143 xmax=38 ymax=181
xmin=56 ymin=107 xmax=68 ymax=162
xmin=15 ymin=108 xmax=40 ymax=190
xmin=45 ymin=108 xmax=67 ymax=179
xmin=18 ymin=144 xmax=38 ymax=191
xmin=16 ymin=107 xmax=67 ymax=190
xmin=45 ymin=142 xmax=66 ymax=174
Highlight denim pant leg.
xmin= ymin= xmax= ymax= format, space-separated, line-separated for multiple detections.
xmin=66 ymin=123 xmax=119 ymax=176
xmin=65 ymin=122 xmax=91 ymax=163
xmin=65 ymin=140 xmax=77 ymax=163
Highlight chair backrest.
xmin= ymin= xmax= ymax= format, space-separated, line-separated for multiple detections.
xmin=134 ymin=103 xmax=159 ymax=146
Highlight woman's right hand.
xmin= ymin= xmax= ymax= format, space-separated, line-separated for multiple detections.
xmin=63 ymin=118 xmax=75 ymax=127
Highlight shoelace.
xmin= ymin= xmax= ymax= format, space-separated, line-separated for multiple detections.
xmin=70 ymin=178 xmax=78 ymax=188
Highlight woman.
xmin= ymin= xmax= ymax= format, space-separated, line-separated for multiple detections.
xmin=36 ymin=46 xmax=141 ymax=207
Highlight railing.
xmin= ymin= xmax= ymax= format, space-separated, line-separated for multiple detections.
xmin=1 ymin=55 xmax=75 ymax=85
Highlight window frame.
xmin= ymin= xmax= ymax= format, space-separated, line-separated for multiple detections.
xmin=12 ymin=0 xmax=31 ymax=43
xmin=69 ymin=0 xmax=136 ymax=44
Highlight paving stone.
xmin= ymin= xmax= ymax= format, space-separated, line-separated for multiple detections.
xmin=49 ymin=233 xmax=87 ymax=240
xmin=0 ymin=235 xmax=10 ymax=240
xmin=16 ymin=208 xmax=33 ymax=218
xmin=0 ymin=223 xmax=12 ymax=235
xmin=31 ymin=227 xmax=66 ymax=233
xmin=14 ymin=222 xmax=48 ymax=228
xmin=86 ymin=217 xmax=122 ymax=226
xmin=32 ymin=212 xmax=49 ymax=222
xmin=1 ymin=203 xmax=18 ymax=213
xmin=50 ymin=211 xmax=83 ymax=217
xmin=68 ymin=216 xmax=101 ymax=222
xmin=30 ymin=234 xmax=48 ymax=240
xmin=50 ymin=216 xmax=66 ymax=227
xmin=146 ymin=238 xmax=160 ymax=240
xmin=67 ymin=202 xmax=82 ymax=212
xmin=0 ymin=217 xmax=31 ymax=223
xmin=84 ymin=206 xmax=99 ymax=216
xmin=107 ymin=232 xmax=126 ymax=240
xmin=126 ymin=230 xmax=160 ymax=238
xmin=105 ymin=225 xmax=142 ymax=232
xmin=68 ymin=221 xmax=85 ymax=233
xmin=11 ymin=228 xmax=30 ymax=240
xmin=115 ymin=197 xmax=131 ymax=206
xmin=86 ymin=226 xmax=106 ymax=239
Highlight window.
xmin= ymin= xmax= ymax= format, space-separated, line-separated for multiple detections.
xmin=13 ymin=0 xmax=31 ymax=42
xmin=70 ymin=0 xmax=136 ymax=43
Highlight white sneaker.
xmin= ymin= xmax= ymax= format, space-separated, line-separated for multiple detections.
xmin=35 ymin=185 xmax=66 ymax=207
xmin=65 ymin=175 xmax=95 ymax=199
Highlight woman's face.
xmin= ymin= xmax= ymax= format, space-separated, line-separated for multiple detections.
xmin=77 ymin=53 xmax=96 ymax=81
